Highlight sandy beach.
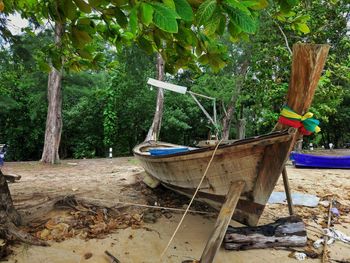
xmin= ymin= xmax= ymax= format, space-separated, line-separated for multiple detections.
xmin=2 ymin=156 xmax=350 ymax=263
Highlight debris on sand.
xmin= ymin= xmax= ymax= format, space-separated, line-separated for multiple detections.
xmin=26 ymin=195 xmax=144 ymax=242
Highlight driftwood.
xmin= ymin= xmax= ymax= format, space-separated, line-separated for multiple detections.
xmin=224 ymin=216 xmax=307 ymax=250
xmin=105 ymin=250 xmax=121 ymax=263
xmin=4 ymin=174 xmax=21 ymax=183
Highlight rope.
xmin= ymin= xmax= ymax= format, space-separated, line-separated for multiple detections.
xmin=113 ymin=201 xmax=216 ymax=215
xmin=160 ymin=139 xmax=223 ymax=258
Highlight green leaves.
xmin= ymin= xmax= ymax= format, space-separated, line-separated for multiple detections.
xmin=114 ymin=8 xmax=128 ymax=28
xmin=152 ymin=3 xmax=179 ymax=33
xmin=174 ymin=0 xmax=193 ymax=22
xmin=73 ymin=0 xmax=91 ymax=13
xmin=129 ymin=7 xmax=138 ymax=34
xmin=71 ymin=27 xmax=92 ymax=48
xmin=197 ymin=0 xmax=217 ymax=26
xmin=140 ymin=3 xmax=153 ymax=26
xmin=224 ymin=4 xmax=257 ymax=33
xmin=62 ymin=0 xmax=78 ymax=20
xmin=297 ymin=23 xmax=310 ymax=33
xmin=243 ymin=0 xmax=268 ymax=10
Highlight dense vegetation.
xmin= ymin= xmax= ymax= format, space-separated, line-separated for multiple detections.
xmin=0 ymin=0 xmax=349 ymax=161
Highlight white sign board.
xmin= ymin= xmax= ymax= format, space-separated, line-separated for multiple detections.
xmin=147 ymin=78 xmax=187 ymax=94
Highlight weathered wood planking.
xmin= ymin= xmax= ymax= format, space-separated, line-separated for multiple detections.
xmin=251 ymin=130 xmax=298 ymax=225
xmin=275 ymin=44 xmax=330 ymax=131
xmin=135 ymin=132 xmax=293 ymax=198
xmin=286 ymin=44 xmax=330 ymax=114
xmin=200 ymin=181 xmax=245 ymax=263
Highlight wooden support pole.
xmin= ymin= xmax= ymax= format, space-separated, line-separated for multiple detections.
xmin=282 ymin=167 xmax=294 ymax=215
xmin=200 ymin=181 xmax=245 ymax=263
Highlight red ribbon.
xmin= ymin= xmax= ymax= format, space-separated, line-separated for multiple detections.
xmin=278 ymin=116 xmax=312 ymax=135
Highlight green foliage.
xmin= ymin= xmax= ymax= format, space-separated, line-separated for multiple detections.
xmin=0 ymin=0 xmax=349 ymax=161
xmin=174 ymin=0 xmax=193 ymax=22
xmin=1 ymin=0 xmax=302 ymax=73
xmin=152 ymin=2 xmax=179 ymax=33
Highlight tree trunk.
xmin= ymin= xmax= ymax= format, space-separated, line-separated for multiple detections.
xmin=237 ymin=118 xmax=246 ymax=139
xmin=145 ymin=53 xmax=165 ymax=141
xmin=41 ymin=22 xmax=64 ymax=164
xmin=294 ymin=139 xmax=303 ymax=152
xmin=221 ymin=60 xmax=249 ymax=140
xmin=0 ymin=170 xmax=21 ymax=226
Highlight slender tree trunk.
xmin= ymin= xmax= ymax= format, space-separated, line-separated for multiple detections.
xmin=222 ymin=60 xmax=249 ymax=140
xmin=145 ymin=53 xmax=165 ymax=141
xmin=237 ymin=118 xmax=246 ymax=139
xmin=41 ymin=22 xmax=64 ymax=164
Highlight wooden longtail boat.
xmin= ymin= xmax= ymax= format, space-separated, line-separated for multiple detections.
xmin=134 ymin=130 xmax=296 ymax=226
xmin=134 ymin=43 xmax=330 ymax=263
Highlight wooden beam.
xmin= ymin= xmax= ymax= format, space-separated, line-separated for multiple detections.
xmin=282 ymin=168 xmax=294 ymax=215
xmin=200 ymin=181 xmax=245 ymax=263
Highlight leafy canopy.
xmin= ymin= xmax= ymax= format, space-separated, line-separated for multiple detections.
xmin=1 ymin=0 xmax=300 ymax=72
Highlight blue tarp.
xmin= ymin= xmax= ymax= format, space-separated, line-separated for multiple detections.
xmin=149 ymin=147 xmax=189 ymax=156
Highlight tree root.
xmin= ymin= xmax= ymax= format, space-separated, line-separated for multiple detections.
xmin=2 ymin=222 xmax=48 ymax=247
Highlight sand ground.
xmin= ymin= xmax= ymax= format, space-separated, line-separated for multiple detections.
xmin=2 ymin=155 xmax=350 ymax=263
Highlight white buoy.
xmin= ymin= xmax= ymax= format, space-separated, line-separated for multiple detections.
xmin=109 ymin=147 xmax=113 ymax=158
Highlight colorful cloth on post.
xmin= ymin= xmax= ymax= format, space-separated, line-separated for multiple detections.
xmin=278 ymin=106 xmax=321 ymax=135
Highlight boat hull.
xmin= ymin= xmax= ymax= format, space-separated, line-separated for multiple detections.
xmin=291 ymin=152 xmax=350 ymax=169
xmin=134 ymin=131 xmax=296 ymax=226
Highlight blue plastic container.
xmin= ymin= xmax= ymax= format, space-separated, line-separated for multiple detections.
xmin=149 ymin=147 xmax=189 ymax=156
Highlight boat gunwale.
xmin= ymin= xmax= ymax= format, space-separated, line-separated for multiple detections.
xmin=133 ymin=130 xmax=293 ymax=160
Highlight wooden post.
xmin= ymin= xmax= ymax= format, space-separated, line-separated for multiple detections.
xmin=200 ymin=181 xmax=245 ymax=263
xmin=282 ymin=168 xmax=294 ymax=215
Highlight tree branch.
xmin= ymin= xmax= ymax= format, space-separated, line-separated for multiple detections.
xmin=274 ymin=21 xmax=292 ymax=55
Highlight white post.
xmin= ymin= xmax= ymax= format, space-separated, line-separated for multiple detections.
xmin=309 ymin=143 xmax=313 ymax=151
xmin=109 ymin=147 xmax=113 ymax=158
